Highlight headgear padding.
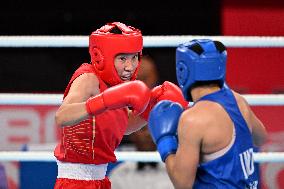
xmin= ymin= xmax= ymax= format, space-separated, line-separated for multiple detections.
xmin=176 ymin=39 xmax=227 ymax=101
xmin=89 ymin=22 xmax=143 ymax=86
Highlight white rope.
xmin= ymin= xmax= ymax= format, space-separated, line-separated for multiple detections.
xmin=0 ymin=35 xmax=284 ymax=48
xmin=0 ymin=93 xmax=63 ymax=105
xmin=243 ymin=94 xmax=284 ymax=106
xmin=0 ymin=93 xmax=283 ymax=106
xmin=0 ymin=151 xmax=283 ymax=163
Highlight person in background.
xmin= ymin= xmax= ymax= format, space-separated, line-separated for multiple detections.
xmin=137 ymin=55 xmax=159 ymax=88
xmin=149 ymin=39 xmax=268 ymax=189
xmin=53 ymin=22 xmax=187 ymax=189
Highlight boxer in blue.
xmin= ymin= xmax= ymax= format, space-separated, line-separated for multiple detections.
xmin=148 ymin=39 xmax=268 ymax=189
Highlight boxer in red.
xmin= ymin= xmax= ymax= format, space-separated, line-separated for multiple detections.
xmin=53 ymin=22 xmax=187 ymax=189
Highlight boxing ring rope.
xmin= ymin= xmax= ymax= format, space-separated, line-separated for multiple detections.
xmin=0 ymin=35 xmax=283 ymax=163
xmin=0 ymin=93 xmax=284 ymax=163
xmin=0 ymin=151 xmax=284 ymax=163
xmin=0 ymin=35 xmax=284 ymax=47
xmin=0 ymin=93 xmax=284 ymax=106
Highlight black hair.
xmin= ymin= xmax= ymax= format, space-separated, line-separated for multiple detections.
xmin=188 ymin=40 xmax=226 ymax=55
xmin=186 ymin=80 xmax=223 ymax=101
xmin=213 ymin=41 xmax=226 ymax=53
xmin=109 ymin=26 xmax=123 ymax=34
xmin=188 ymin=43 xmax=204 ymax=55
xmin=191 ymin=80 xmax=223 ymax=89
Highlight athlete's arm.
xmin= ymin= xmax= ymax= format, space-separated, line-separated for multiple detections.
xmin=248 ymin=105 xmax=268 ymax=147
xmin=235 ymin=92 xmax=268 ymax=147
xmin=165 ymin=109 xmax=202 ymax=189
xmin=125 ymin=111 xmax=147 ymax=135
xmin=55 ymin=73 xmax=100 ymax=126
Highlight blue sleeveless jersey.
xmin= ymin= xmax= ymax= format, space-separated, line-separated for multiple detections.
xmin=193 ymin=87 xmax=259 ymax=189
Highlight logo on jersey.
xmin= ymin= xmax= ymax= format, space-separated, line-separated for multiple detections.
xmin=239 ymin=148 xmax=255 ymax=179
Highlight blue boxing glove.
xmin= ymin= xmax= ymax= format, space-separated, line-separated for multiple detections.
xmin=148 ymin=100 xmax=184 ymax=162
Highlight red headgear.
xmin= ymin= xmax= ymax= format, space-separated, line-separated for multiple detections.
xmin=89 ymin=22 xmax=143 ymax=86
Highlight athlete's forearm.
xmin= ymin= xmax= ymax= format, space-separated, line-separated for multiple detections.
xmin=252 ymin=122 xmax=268 ymax=147
xmin=124 ymin=111 xmax=147 ymax=135
xmin=251 ymin=113 xmax=268 ymax=147
xmin=165 ymin=155 xmax=193 ymax=189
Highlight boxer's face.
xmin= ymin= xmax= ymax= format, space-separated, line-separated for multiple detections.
xmin=114 ymin=53 xmax=139 ymax=81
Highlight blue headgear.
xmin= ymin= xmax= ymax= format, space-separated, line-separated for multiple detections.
xmin=176 ymin=39 xmax=227 ymax=101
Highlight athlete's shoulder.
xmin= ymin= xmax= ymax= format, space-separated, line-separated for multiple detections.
xmin=232 ymin=90 xmax=249 ymax=107
xmin=187 ymin=100 xmax=222 ymax=119
xmin=177 ymin=106 xmax=206 ymax=145
xmin=232 ymin=90 xmax=251 ymax=115
xmin=76 ymin=71 xmax=98 ymax=83
xmin=67 ymin=68 xmax=100 ymax=98
xmin=179 ymin=104 xmax=209 ymax=131
xmin=179 ymin=101 xmax=224 ymax=132
xmin=71 ymin=63 xmax=98 ymax=82
xmin=74 ymin=63 xmax=96 ymax=74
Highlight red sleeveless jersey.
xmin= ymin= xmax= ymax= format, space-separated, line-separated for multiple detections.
xmin=54 ymin=63 xmax=128 ymax=164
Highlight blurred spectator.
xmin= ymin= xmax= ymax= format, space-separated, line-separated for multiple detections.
xmin=137 ymin=55 xmax=159 ymax=88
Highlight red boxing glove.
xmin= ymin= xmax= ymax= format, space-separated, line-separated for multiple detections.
xmin=140 ymin=81 xmax=188 ymax=120
xmin=86 ymin=80 xmax=151 ymax=116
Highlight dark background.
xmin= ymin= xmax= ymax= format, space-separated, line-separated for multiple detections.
xmin=0 ymin=1 xmax=221 ymax=93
